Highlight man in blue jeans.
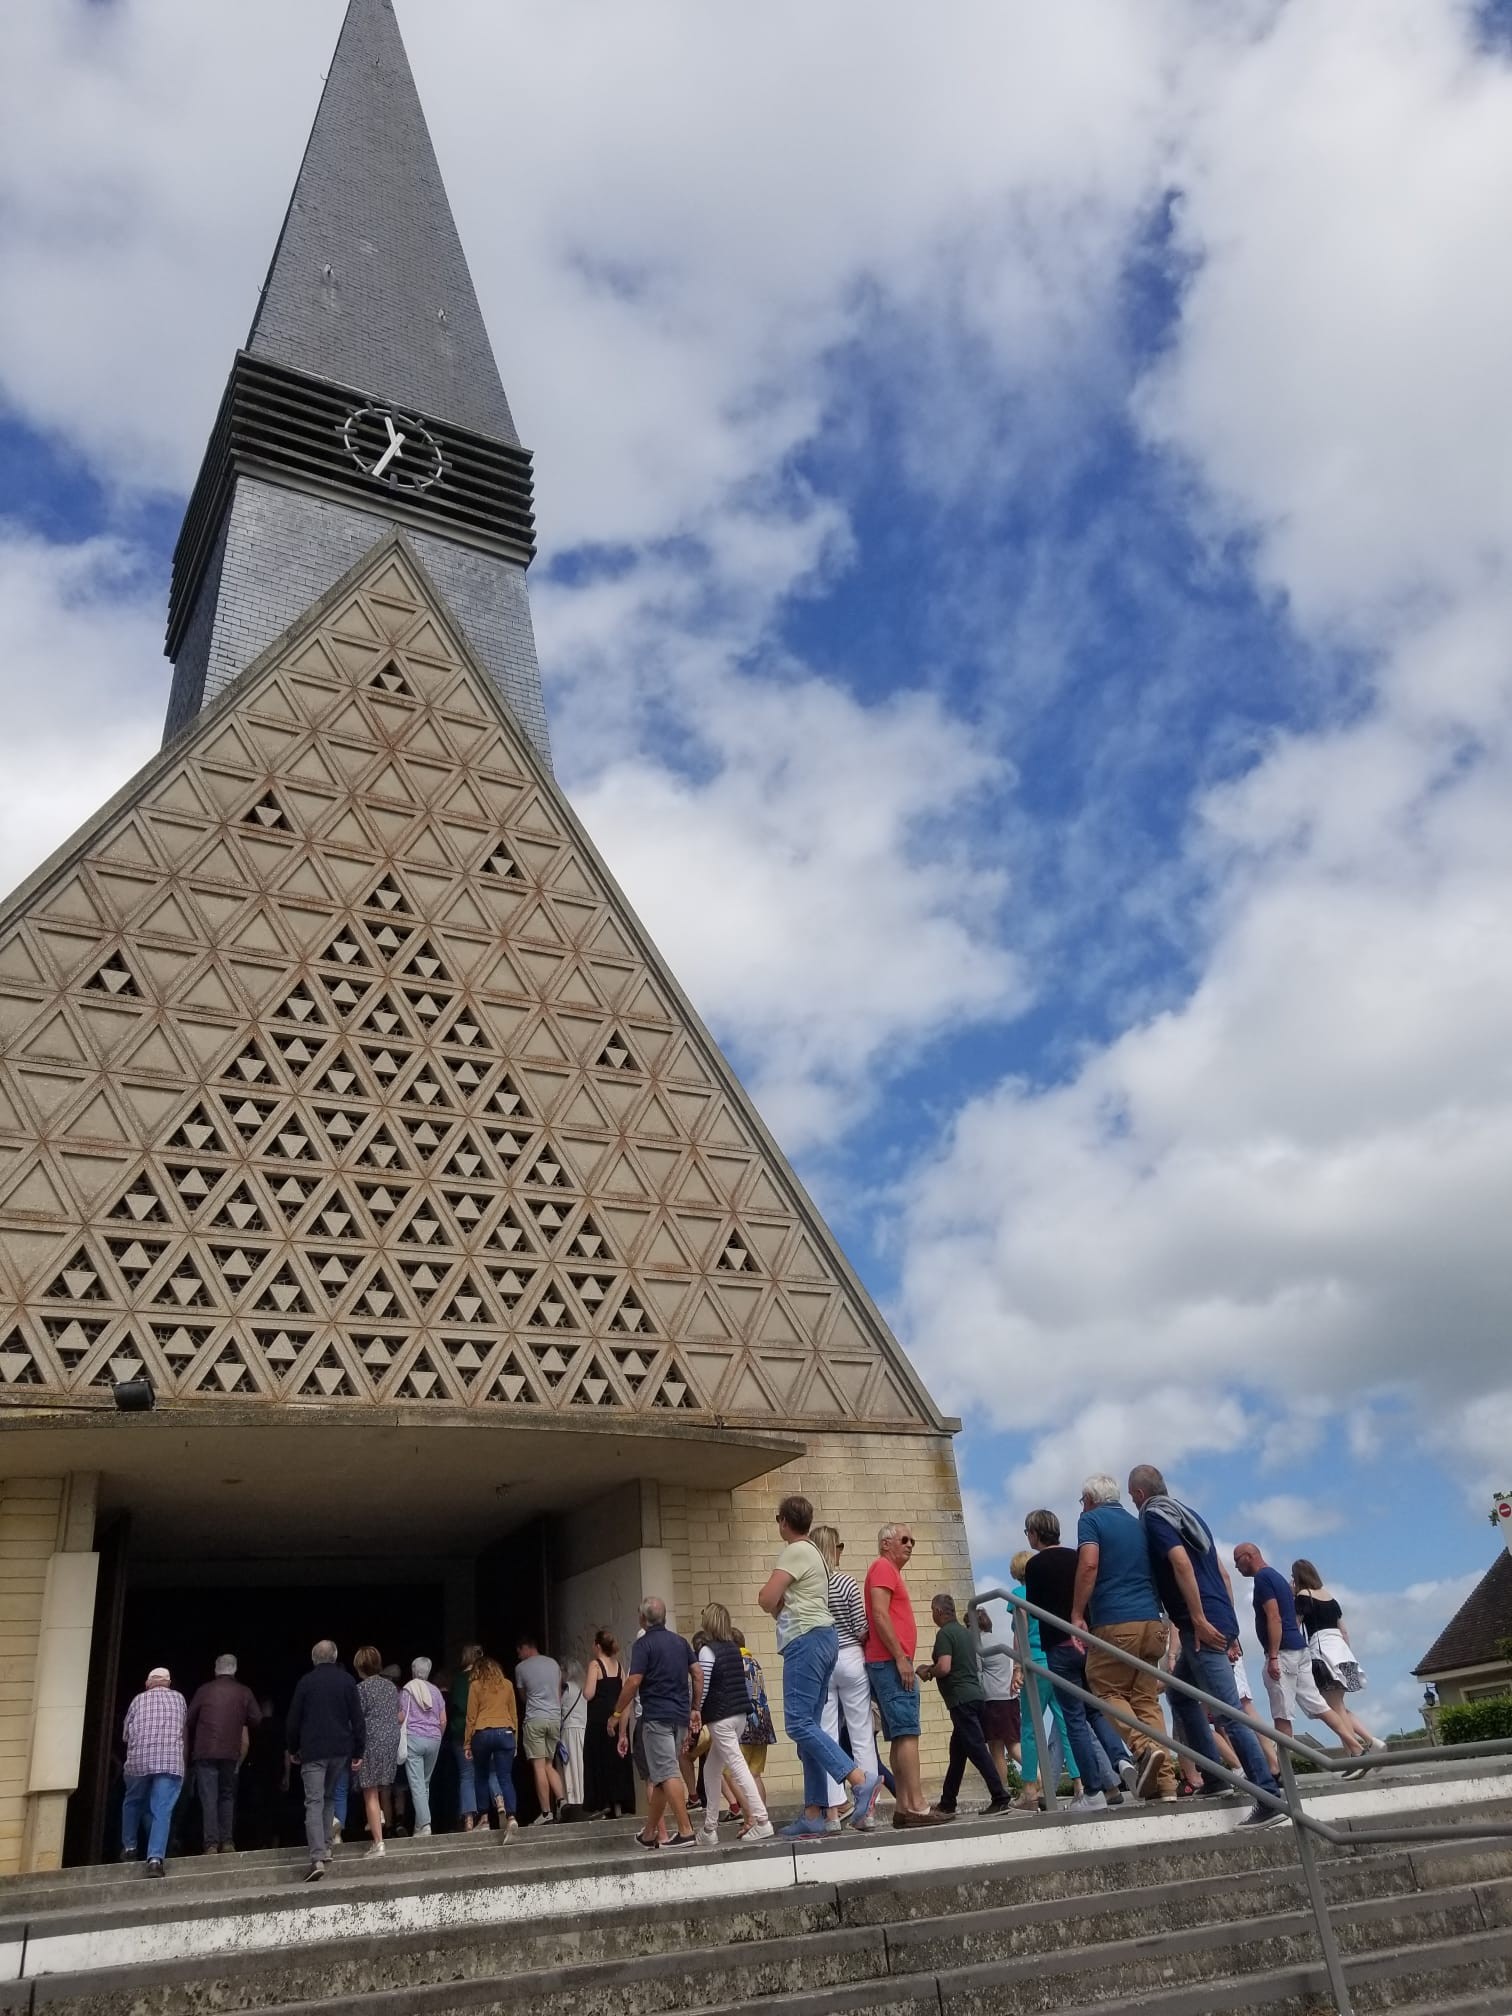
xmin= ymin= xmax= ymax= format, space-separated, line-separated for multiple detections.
xmin=120 ymin=1665 xmax=187 ymax=1875
xmin=1129 ymin=1463 xmax=1287 ymax=1831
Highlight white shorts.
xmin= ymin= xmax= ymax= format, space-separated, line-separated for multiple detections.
xmin=1263 ymin=1645 xmax=1328 ymax=1722
xmin=1230 ymin=1653 xmax=1255 ymax=1707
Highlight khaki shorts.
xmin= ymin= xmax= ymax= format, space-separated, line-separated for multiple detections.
xmin=522 ymin=1718 xmax=560 ymax=1762
xmin=740 ymin=1742 xmax=767 ymax=1775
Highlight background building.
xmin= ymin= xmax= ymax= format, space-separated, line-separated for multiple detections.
xmin=1415 ymin=1494 xmax=1512 ymax=1716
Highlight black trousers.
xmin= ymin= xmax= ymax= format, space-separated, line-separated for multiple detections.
xmin=195 ymin=1758 xmax=239 ymax=1846
xmin=939 ymin=1700 xmax=1007 ymax=1810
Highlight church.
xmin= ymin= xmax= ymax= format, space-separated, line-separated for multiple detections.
xmin=0 ymin=0 xmax=969 ymax=1871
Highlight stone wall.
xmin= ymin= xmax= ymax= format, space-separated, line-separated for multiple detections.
xmin=0 ymin=1473 xmax=97 ymax=1874
xmin=661 ymin=1428 xmax=973 ymax=1801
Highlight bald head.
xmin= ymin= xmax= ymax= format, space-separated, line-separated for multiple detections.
xmin=1232 ymin=1542 xmax=1266 ymax=1578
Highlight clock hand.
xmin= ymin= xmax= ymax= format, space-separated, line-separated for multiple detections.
xmin=371 ymin=415 xmax=407 ymax=479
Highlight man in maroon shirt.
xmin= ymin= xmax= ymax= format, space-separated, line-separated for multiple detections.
xmin=185 ymin=1654 xmax=262 ymax=1852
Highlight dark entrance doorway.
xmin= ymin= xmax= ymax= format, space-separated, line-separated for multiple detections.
xmin=103 ymin=1576 xmax=449 ymax=1857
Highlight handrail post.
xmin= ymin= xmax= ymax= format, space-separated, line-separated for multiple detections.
xmin=1279 ymin=1745 xmax=1354 ymax=2015
xmin=1013 ymin=1604 xmax=1057 ymax=1811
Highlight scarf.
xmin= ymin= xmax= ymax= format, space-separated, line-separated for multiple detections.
xmin=403 ymin=1677 xmax=435 ymax=1714
xmin=1139 ymin=1494 xmax=1211 ymax=1555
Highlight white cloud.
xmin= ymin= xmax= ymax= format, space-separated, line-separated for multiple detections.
xmin=898 ymin=0 xmax=1512 ymax=1516
xmin=0 ymin=0 xmax=1196 ymax=1133
xmin=1235 ymin=1495 xmax=1344 ymax=1546
xmin=0 ymin=530 xmax=162 ymax=898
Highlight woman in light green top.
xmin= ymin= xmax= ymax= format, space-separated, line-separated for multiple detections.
xmin=757 ymin=1493 xmax=881 ymax=1838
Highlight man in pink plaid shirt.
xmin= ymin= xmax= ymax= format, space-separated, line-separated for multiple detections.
xmin=121 ymin=1666 xmax=187 ymax=1875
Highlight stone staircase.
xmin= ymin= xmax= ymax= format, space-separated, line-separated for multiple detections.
xmin=2 ymin=1763 xmax=1510 ymax=2015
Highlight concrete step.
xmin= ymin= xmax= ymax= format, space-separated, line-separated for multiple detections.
xmin=221 ymin=1921 xmax=1512 ymax=2016
xmin=3 ymin=1767 xmax=1508 ymax=2015
xmin=17 ymin=1852 xmax=1512 ymax=2015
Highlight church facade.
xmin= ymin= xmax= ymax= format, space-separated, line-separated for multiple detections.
xmin=0 ymin=0 xmax=969 ymax=1872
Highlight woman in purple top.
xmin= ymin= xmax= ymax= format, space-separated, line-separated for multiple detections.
xmin=399 ymin=1657 xmax=447 ymax=1835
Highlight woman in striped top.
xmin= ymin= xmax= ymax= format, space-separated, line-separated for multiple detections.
xmin=813 ymin=1525 xmax=878 ymax=1822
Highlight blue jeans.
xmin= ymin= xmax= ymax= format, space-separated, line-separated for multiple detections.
xmin=1045 ymin=1642 xmax=1118 ymax=1793
xmin=1173 ymin=1632 xmax=1279 ymax=1796
xmin=450 ymin=1737 xmax=477 ymax=1819
xmin=332 ymin=1764 xmax=354 ymax=1829
xmin=781 ymin=1626 xmax=856 ymax=1810
xmin=122 ymin=1772 xmax=181 ymax=1862
xmin=471 ymin=1726 xmax=517 ymax=1815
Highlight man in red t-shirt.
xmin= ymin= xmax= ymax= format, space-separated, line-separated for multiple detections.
xmin=863 ymin=1524 xmax=945 ymax=1826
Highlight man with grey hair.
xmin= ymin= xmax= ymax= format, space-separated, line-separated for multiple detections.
xmin=610 ymin=1597 xmax=702 ymax=1847
xmin=286 ymin=1641 xmax=365 ymax=1881
xmin=864 ymin=1522 xmax=944 ymax=1826
xmin=1130 ymin=1465 xmax=1286 ymax=1829
xmin=185 ymin=1653 xmax=262 ymax=1853
xmin=1071 ymin=1473 xmax=1176 ymax=1802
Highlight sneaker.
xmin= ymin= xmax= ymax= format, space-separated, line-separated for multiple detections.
xmin=1118 ymin=1757 xmax=1140 ymax=1794
xmin=145 ymin=1859 xmax=165 ymax=1878
xmin=1104 ymin=1789 xmax=1124 ymax=1807
xmin=329 ymin=1820 xmax=342 ymax=1845
xmin=1069 ymin=1792 xmax=1108 ymax=1812
xmin=665 ymin=1832 xmax=698 ymax=1849
xmin=696 ymin=1824 xmax=720 ymax=1849
xmin=363 ymin=1842 xmax=385 ymax=1859
xmin=634 ymin=1829 xmax=660 ymax=1849
xmin=780 ymin=1816 xmax=829 ymax=1838
xmin=892 ymin=1808 xmax=950 ymax=1829
xmin=738 ymin=1820 xmax=775 ymax=1845
xmin=304 ymin=1862 xmax=326 ymax=1883
xmin=823 ymin=1817 xmax=842 ymax=1833
xmin=851 ymin=1770 xmax=882 ymax=1829
xmin=504 ymin=1815 xmax=519 ymax=1839
xmin=985 ymin=1796 xmax=1019 ymax=1817
xmin=1135 ymin=1748 xmax=1168 ymax=1799
xmin=928 ymin=1804 xmax=957 ymax=1819
xmin=415 ymin=1825 xmax=431 ymax=1837
xmin=1242 ymin=1804 xmax=1290 ymax=1829
xmin=119 ymin=1848 xmax=137 ymax=1863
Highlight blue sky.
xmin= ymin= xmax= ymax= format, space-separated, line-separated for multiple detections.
xmin=4 ymin=0 xmax=1512 ymax=1731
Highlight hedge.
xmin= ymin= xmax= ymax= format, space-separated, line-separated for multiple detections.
xmin=1438 ymin=1694 xmax=1512 ymax=1745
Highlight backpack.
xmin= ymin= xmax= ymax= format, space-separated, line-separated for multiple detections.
xmin=740 ymin=1648 xmax=775 ymax=1748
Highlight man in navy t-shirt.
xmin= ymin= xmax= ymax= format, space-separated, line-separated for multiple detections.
xmin=1233 ymin=1540 xmax=1347 ymax=1745
xmin=1128 ymin=1465 xmax=1284 ymax=1829
xmin=609 ymin=1597 xmax=701 ymax=1848
xmin=1071 ymin=1475 xmax=1176 ymax=1801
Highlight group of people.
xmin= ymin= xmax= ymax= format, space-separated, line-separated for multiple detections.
xmin=982 ymin=1465 xmax=1382 ymax=1828
xmin=116 ymin=1636 xmax=595 ymax=1879
xmin=115 ymin=1467 xmax=1383 ymax=1876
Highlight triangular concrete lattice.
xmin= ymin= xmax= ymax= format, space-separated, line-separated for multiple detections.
xmin=0 ymin=540 xmax=938 ymax=1431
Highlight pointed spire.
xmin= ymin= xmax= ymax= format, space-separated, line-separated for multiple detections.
xmin=248 ymin=0 xmax=518 ymax=444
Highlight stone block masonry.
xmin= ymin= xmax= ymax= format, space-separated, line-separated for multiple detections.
xmin=660 ymin=1429 xmax=975 ymax=1802
xmin=165 ymin=477 xmax=552 ymax=767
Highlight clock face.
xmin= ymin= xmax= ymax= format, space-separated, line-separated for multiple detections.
xmin=342 ymin=403 xmax=444 ymax=493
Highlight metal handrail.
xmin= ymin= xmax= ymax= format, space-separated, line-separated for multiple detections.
xmin=971 ymin=1583 xmax=1512 ymax=2016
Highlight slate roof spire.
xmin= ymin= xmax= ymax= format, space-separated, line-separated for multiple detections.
xmin=247 ymin=0 xmax=518 ymax=444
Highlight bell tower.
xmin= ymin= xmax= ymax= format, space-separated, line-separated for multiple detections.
xmin=163 ymin=0 xmax=550 ymax=766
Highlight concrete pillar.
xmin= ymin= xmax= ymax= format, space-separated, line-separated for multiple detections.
xmin=0 ymin=1474 xmax=98 ymax=1874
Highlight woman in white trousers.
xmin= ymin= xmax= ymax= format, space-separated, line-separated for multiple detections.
xmin=812 ymin=1525 xmax=878 ymax=1818
xmin=559 ymin=1660 xmax=588 ymax=1811
xmin=695 ymin=1605 xmax=774 ymax=1844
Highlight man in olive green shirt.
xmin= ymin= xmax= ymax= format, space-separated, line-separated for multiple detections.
xmin=918 ymin=1594 xmax=1013 ymax=1817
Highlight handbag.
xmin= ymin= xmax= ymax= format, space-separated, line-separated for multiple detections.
xmin=555 ymin=1687 xmax=582 ymax=1766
